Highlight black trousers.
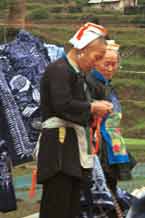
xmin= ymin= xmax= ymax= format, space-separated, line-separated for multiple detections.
xmin=39 ymin=172 xmax=81 ymax=218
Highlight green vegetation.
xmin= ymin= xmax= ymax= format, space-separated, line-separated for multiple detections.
xmin=28 ymin=7 xmax=49 ymax=20
xmin=125 ymin=138 xmax=145 ymax=162
xmin=112 ymin=76 xmax=145 ymax=139
xmin=125 ymin=137 xmax=145 ymax=146
xmin=119 ymin=176 xmax=145 ymax=193
xmin=0 ymin=2 xmax=145 ymax=218
xmin=0 ymin=0 xmax=9 ymax=9
xmin=121 ymin=55 xmax=145 ymax=71
xmin=138 ymin=0 xmax=145 ymax=4
xmin=0 ymin=0 xmax=144 ymax=139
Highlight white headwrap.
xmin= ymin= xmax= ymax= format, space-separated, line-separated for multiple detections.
xmin=69 ymin=22 xmax=108 ymax=49
xmin=106 ymin=40 xmax=120 ymax=51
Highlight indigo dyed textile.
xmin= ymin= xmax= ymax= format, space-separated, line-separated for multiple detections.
xmin=0 ymin=142 xmax=17 ymax=212
xmin=0 ymin=30 xmax=52 ymax=165
xmin=80 ymin=158 xmax=114 ymax=218
xmin=0 ymin=30 xmax=67 ymax=212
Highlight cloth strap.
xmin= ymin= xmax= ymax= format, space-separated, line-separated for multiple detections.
xmin=34 ymin=117 xmax=94 ymax=169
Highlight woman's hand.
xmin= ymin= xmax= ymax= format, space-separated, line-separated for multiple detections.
xmin=90 ymin=100 xmax=113 ymax=117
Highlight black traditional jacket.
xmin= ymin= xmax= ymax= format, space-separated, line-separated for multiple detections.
xmin=37 ymin=57 xmax=91 ymax=183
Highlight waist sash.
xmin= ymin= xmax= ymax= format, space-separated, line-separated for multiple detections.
xmin=34 ymin=117 xmax=94 ymax=168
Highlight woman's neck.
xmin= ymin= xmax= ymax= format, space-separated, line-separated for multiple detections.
xmin=67 ymin=49 xmax=80 ymax=72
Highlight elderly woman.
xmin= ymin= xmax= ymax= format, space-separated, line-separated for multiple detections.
xmin=86 ymin=40 xmax=132 ymax=218
xmin=37 ymin=23 xmax=113 ymax=218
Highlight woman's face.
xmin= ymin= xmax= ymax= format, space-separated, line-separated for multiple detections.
xmin=95 ymin=49 xmax=119 ymax=80
xmin=77 ymin=38 xmax=106 ymax=73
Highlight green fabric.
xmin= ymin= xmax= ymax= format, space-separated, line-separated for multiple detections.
xmin=85 ymin=127 xmax=91 ymax=154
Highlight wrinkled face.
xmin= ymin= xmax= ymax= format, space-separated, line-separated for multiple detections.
xmin=95 ymin=49 xmax=119 ymax=80
xmin=77 ymin=38 xmax=106 ymax=73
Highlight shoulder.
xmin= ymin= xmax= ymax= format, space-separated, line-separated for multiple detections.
xmin=42 ymin=58 xmax=71 ymax=83
xmin=46 ymin=58 xmax=68 ymax=74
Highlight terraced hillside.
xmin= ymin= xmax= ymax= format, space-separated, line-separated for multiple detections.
xmin=0 ymin=0 xmax=145 ymax=138
xmin=0 ymin=3 xmax=145 ymax=218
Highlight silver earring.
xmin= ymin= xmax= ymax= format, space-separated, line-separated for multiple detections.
xmin=77 ymin=52 xmax=84 ymax=58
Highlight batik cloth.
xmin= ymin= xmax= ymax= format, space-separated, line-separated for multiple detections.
xmin=0 ymin=141 xmax=17 ymax=212
xmin=0 ymin=30 xmax=65 ymax=165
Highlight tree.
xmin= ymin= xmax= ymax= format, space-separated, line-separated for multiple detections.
xmin=3 ymin=0 xmax=26 ymax=42
xmin=7 ymin=0 xmax=26 ymax=28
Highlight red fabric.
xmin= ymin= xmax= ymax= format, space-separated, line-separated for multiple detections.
xmin=29 ymin=168 xmax=37 ymax=198
xmin=91 ymin=116 xmax=102 ymax=154
xmin=76 ymin=23 xmax=108 ymax=40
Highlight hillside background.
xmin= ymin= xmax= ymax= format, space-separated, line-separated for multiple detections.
xmin=0 ymin=0 xmax=145 ymax=151
xmin=0 ymin=1 xmax=145 ymax=218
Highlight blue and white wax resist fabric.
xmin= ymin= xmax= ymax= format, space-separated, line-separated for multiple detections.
xmin=79 ymin=156 xmax=134 ymax=218
xmin=80 ymin=156 xmax=114 ymax=218
xmin=0 ymin=30 xmax=64 ymax=165
xmin=0 ymin=141 xmax=17 ymax=212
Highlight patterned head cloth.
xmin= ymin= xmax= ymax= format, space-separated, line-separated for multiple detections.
xmin=106 ymin=40 xmax=120 ymax=51
xmin=69 ymin=22 xmax=108 ymax=49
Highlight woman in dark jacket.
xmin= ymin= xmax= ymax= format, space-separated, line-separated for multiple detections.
xmin=37 ymin=22 xmax=113 ymax=218
xmin=86 ymin=40 xmax=133 ymax=218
